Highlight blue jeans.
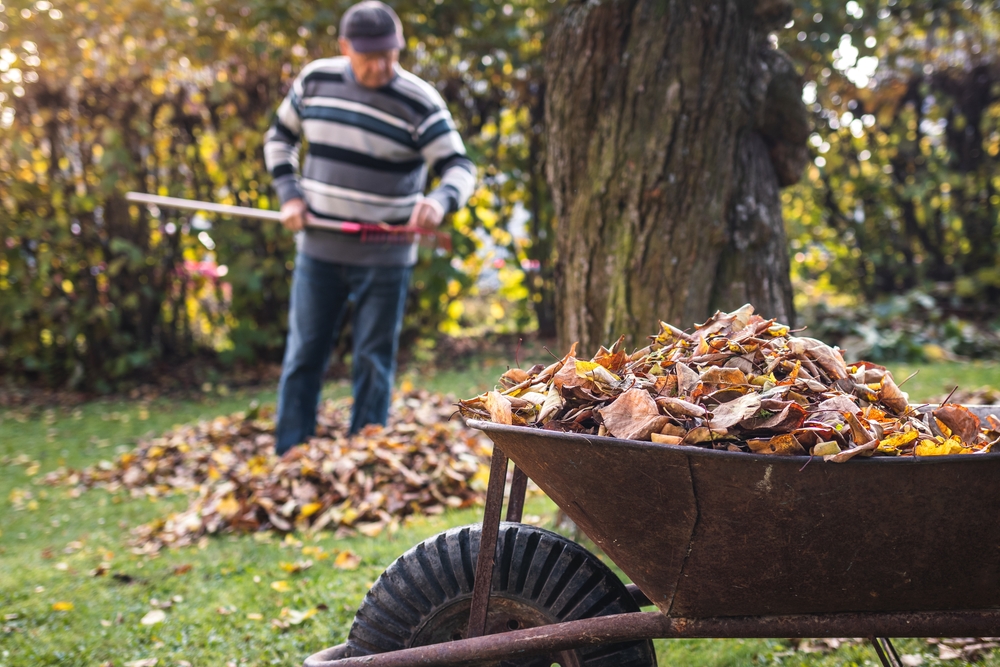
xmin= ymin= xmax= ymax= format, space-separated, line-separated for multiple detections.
xmin=275 ymin=254 xmax=412 ymax=454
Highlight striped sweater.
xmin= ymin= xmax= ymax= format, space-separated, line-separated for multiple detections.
xmin=264 ymin=56 xmax=476 ymax=266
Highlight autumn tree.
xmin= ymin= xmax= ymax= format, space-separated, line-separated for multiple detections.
xmin=545 ymin=0 xmax=809 ymax=352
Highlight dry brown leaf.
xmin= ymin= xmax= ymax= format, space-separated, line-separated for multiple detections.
xmin=880 ymin=373 xmax=910 ymax=414
xmin=708 ymin=392 xmax=762 ymax=430
xmin=484 ymin=391 xmax=513 ymax=425
xmin=654 ymin=396 xmax=706 ymax=418
xmin=674 ymin=362 xmax=701 ymax=397
xmin=598 ymin=388 xmax=670 ymax=441
xmin=700 ymin=367 xmax=748 ymax=386
xmin=932 ymin=404 xmax=981 ymax=444
xmin=789 ymin=337 xmax=849 ymax=380
xmin=825 ymin=440 xmax=878 ymax=463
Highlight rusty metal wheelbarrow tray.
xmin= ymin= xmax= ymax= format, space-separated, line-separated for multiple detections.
xmin=476 ymin=416 xmax=1000 ymax=620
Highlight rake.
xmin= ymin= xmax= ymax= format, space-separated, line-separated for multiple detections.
xmin=125 ymin=192 xmax=452 ymax=251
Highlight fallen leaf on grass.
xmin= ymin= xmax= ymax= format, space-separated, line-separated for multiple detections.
xmin=246 ymin=613 xmax=263 ymax=621
xmin=139 ymin=609 xmax=166 ymax=626
xmin=355 ymin=522 xmax=383 ymax=538
xmin=52 ymin=601 xmax=74 ymax=611
xmin=334 ymin=550 xmax=361 ymax=570
xmin=280 ymin=607 xmax=319 ymax=625
xmin=270 ymin=581 xmax=291 ymax=592
xmin=279 ymin=560 xmax=312 ymax=574
xmin=172 ymin=563 xmax=192 ymax=575
xmin=301 ymin=546 xmax=328 ymax=560
xmin=124 ymin=660 xmax=158 ymax=667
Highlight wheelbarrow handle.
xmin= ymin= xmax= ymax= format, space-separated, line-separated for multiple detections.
xmin=303 ymin=608 xmax=1000 ymax=667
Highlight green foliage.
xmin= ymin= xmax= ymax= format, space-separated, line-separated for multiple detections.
xmin=0 ymin=0 xmax=554 ymax=388
xmin=800 ymin=287 xmax=1000 ymax=362
xmin=8 ymin=0 xmax=1000 ymax=388
xmin=779 ymin=1 xmax=1000 ymax=322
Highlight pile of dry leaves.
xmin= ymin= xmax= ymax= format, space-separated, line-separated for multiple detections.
xmin=458 ymin=305 xmax=1000 ymax=460
xmin=49 ymin=391 xmax=491 ymax=553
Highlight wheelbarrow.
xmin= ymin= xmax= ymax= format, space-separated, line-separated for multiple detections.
xmin=304 ymin=405 xmax=1000 ymax=667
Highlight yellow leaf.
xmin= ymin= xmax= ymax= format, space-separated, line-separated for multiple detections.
xmin=915 ymin=438 xmax=971 ymax=457
xmin=216 ymin=494 xmax=240 ymax=519
xmin=278 ymin=560 xmax=313 ymax=574
xmin=334 ymin=550 xmax=361 ymax=570
xmin=877 ymin=430 xmax=918 ymax=454
xmin=575 ymin=360 xmax=619 ymax=384
xmin=52 ymin=601 xmax=74 ymax=611
xmin=340 ymin=507 xmax=359 ymax=526
xmin=299 ymin=502 xmax=323 ymax=518
xmin=270 ymin=580 xmax=291 ymax=592
xmin=246 ymin=613 xmax=263 ymax=621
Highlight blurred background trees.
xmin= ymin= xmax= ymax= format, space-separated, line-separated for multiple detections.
xmin=2 ymin=0 xmax=999 ymax=389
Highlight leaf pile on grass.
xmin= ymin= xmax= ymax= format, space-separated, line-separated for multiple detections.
xmin=934 ymin=386 xmax=1000 ymax=405
xmin=459 ymin=304 xmax=1000 ymax=460
xmin=48 ymin=391 xmax=491 ymax=554
xmin=929 ymin=637 xmax=1000 ymax=661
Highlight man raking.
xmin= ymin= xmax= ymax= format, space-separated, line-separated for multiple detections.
xmin=264 ymin=0 xmax=475 ymax=454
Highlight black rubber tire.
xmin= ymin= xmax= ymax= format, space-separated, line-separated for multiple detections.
xmin=345 ymin=522 xmax=657 ymax=667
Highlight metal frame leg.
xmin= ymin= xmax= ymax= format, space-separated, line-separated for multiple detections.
xmin=506 ymin=465 xmax=528 ymax=523
xmin=870 ymin=637 xmax=903 ymax=667
xmin=466 ymin=446 xmax=509 ymax=638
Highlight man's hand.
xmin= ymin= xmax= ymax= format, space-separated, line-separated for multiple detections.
xmin=407 ymin=196 xmax=445 ymax=230
xmin=280 ymin=198 xmax=308 ymax=232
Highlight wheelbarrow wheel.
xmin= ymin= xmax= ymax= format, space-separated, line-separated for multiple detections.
xmin=344 ymin=522 xmax=657 ymax=666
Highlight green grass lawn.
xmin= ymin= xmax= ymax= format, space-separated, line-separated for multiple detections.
xmin=2 ymin=359 xmax=999 ymax=666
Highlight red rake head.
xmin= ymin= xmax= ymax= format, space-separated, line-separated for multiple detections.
xmin=358 ymin=223 xmax=452 ymax=252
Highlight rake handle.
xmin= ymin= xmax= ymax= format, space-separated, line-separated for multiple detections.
xmin=124 ymin=192 xmax=446 ymax=240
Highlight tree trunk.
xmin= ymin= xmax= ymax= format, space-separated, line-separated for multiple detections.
xmin=545 ymin=0 xmax=807 ymax=353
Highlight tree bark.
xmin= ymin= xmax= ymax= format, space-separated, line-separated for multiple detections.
xmin=545 ymin=0 xmax=806 ymax=353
